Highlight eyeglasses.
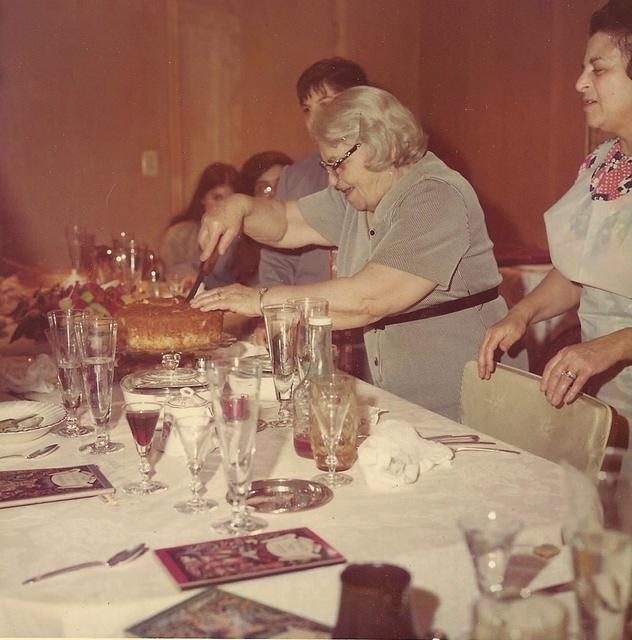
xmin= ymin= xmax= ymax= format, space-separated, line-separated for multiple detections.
xmin=319 ymin=143 xmax=361 ymax=175
xmin=254 ymin=181 xmax=276 ymax=198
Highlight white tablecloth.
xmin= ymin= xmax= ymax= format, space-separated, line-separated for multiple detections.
xmin=0 ymin=378 xmax=574 ymax=639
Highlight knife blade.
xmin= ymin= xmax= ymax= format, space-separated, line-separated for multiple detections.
xmin=183 ymin=248 xmax=220 ymax=303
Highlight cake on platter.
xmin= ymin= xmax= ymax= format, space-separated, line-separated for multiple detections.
xmin=115 ymin=297 xmax=223 ymax=352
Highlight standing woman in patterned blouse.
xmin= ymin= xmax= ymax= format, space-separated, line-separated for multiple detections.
xmin=478 ymin=0 xmax=632 ymax=440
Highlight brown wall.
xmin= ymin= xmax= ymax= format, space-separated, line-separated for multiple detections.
xmin=0 ymin=0 xmax=601 ymax=272
xmin=418 ymin=0 xmax=600 ymax=253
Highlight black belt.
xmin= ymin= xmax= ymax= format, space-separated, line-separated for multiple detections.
xmin=372 ymin=286 xmax=499 ymax=330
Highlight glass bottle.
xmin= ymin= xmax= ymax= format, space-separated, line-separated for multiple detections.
xmin=293 ymin=316 xmax=335 ymax=458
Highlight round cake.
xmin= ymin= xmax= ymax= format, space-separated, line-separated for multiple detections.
xmin=115 ymin=297 xmax=223 ymax=352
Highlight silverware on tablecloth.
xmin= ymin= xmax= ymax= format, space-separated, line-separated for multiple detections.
xmin=0 ymin=415 xmax=43 ymax=432
xmin=22 ymin=543 xmax=148 ymax=585
xmin=424 ymin=433 xmax=481 ymax=443
xmin=0 ymin=443 xmax=59 ymax=461
xmin=450 ymin=445 xmax=520 ymax=455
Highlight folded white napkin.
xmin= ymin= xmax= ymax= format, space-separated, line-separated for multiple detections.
xmin=357 ymin=419 xmax=453 ymax=491
xmin=0 ymin=354 xmax=58 ymax=394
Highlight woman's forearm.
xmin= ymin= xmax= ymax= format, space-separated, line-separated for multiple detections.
xmin=241 ymin=197 xmax=289 ymax=245
xmin=507 ymin=268 xmax=581 ymax=326
xmin=260 ymin=263 xmax=435 ymax=330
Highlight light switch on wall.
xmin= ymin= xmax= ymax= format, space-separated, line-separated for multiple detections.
xmin=141 ymin=150 xmax=159 ymax=177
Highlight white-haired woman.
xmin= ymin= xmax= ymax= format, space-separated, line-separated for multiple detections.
xmin=193 ymin=86 xmax=509 ymax=420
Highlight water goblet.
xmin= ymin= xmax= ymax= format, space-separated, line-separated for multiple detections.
xmin=46 ymin=310 xmax=92 ymax=437
xmin=207 ymin=357 xmax=266 ymax=535
xmin=173 ymin=411 xmax=218 ymax=513
xmin=262 ymin=302 xmax=299 ymax=428
xmin=123 ymin=402 xmax=167 ymax=495
xmin=76 ymin=316 xmax=124 ymax=454
xmin=563 ymin=448 xmax=632 ymax=640
xmin=309 ymin=373 xmax=355 ymax=488
xmin=457 ymin=509 xmax=523 ymax=598
xmin=287 ymin=297 xmax=329 ymax=381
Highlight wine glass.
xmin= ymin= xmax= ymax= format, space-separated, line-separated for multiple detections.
xmin=173 ymin=411 xmax=218 ymax=513
xmin=287 ymin=297 xmax=329 ymax=381
xmin=457 ymin=509 xmax=524 ymax=598
xmin=75 ymin=316 xmax=124 ymax=454
xmin=309 ymin=373 xmax=355 ymax=488
xmin=123 ymin=402 xmax=167 ymax=495
xmin=563 ymin=448 xmax=632 ymax=640
xmin=262 ymin=302 xmax=299 ymax=428
xmin=207 ymin=357 xmax=266 ymax=535
xmin=46 ymin=310 xmax=92 ymax=437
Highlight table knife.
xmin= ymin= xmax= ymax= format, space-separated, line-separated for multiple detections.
xmin=183 ymin=247 xmax=220 ymax=303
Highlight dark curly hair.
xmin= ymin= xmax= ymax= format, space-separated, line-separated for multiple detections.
xmin=169 ymin=162 xmax=240 ymax=226
xmin=296 ymin=57 xmax=368 ymax=105
xmin=240 ymin=151 xmax=293 ymax=196
xmin=590 ymin=0 xmax=632 ymax=78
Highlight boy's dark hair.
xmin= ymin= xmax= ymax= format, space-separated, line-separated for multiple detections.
xmin=296 ymin=57 xmax=368 ymax=104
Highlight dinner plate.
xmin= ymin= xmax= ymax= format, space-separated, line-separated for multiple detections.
xmin=230 ymin=478 xmax=333 ymax=513
xmin=0 ymin=401 xmax=66 ymax=445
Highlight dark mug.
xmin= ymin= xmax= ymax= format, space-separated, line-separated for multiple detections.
xmin=333 ymin=563 xmax=415 ymax=639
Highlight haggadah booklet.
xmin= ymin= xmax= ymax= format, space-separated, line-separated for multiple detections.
xmin=154 ymin=526 xmax=346 ymax=589
xmin=125 ymin=587 xmax=331 ymax=638
xmin=0 ymin=464 xmax=114 ymax=508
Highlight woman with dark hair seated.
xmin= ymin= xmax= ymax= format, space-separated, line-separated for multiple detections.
xmin=160 ymin=162 xmax=240 ymax=288
xmin=231 ymin=151 xmax=293 ymax=285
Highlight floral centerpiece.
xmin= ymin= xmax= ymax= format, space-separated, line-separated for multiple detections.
xmin=9 ymin=282 xmax=130 ymax=342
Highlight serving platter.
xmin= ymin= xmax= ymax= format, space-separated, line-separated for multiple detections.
xmin=231 ymin=478 xmax=333 ymax=514
xmin=0 ymin=401 xmax=65 ymax=445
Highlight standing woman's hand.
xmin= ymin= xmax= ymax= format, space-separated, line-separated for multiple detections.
xmin=540 ymin=329 xmax=632 ymax=407
xmin=477 ymin=312 xmax=529 ymax=379
xmin=198 ymin=194 xmax=252 ymax=262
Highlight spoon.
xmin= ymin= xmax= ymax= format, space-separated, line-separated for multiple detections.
xmin=0 ymin=443 xmax=60 ymax=461
xmin=22 ymin=543 xmax=148 ymax=584
xmin=450 ymin=445 xmax=520 ymax=455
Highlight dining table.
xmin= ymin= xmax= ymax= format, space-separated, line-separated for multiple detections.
xmin=0 ymin=346 xmax=579 ymax=639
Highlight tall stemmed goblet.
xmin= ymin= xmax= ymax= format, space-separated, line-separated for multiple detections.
xmin=123 ymin=402 xmax=167 ymax=495
xmin=173 ymin=410 xmax=218 ymax=513
xmin=207 ymin=357 xmax=266 ymax=535
xmin=75 ymin=316 xmax=124 ymax=454
xmin=262 ymin=302 xmax=299 ymax=428
xmin=46 ymin=310 xmax=92 ymax=437
xmin=309 ymin=373 xmax=355 ymax=488
xmin=65 ymin=224 xmax=95 ymax=282
xmin=563 ymin=448 xmax=632 ymax=640
xmin=288 ymin=297 xmax=329 ymax=381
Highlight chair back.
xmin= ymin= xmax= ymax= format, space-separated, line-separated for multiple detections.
xmin=460 ymin=360 xmax=612 ymax=474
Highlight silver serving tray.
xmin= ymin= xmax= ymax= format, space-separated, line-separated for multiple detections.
xmin=230 ymin=478 xmax=333 ymax=513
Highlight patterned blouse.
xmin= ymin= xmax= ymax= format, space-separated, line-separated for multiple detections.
xmin=581 ymin=137 xmax=632 ymax=201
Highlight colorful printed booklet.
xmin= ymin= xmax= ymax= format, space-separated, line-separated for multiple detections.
xmin=0 ymin=464 xmax=114 ymax=508
xmin=125 ymin=586 xmax=331 ymax=638
xmin=154 ymin=527 xmax=346 ymax=589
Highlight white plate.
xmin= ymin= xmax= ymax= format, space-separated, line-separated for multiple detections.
xmin=0 ymin=401 xmax=66 ymax=445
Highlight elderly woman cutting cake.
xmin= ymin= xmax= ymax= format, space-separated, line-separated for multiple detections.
xmin=478 ymin=0 xmax=632 ymax=440
xmin=193 ymin=86 xmax=509 ymax=420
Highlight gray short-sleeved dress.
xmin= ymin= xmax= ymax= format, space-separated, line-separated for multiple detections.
xmin=297 ymin=151 xmax=509 ymax=420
